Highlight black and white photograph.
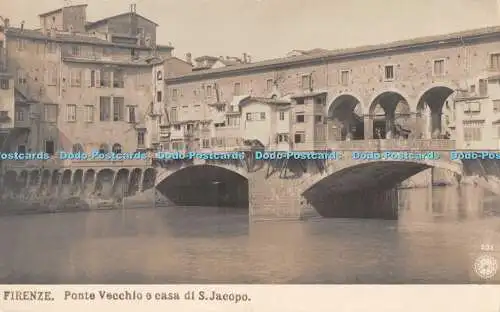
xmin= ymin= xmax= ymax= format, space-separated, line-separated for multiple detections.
xmin=0 ymin=0 xmax=499 ymax=284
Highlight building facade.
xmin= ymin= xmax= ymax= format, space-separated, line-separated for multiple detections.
xmin=161 ymin=27 xmax=500 ymax=153
xmin=0 ymin=4 xmax=193 ymax=163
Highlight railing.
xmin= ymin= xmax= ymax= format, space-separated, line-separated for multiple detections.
xmin=329 ymin=139 xmax=456 ymax=151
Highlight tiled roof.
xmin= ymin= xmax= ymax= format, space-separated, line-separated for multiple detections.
xmin=5 ymin=27 xmax=169 ymax=50
xmin=166 ymin=26 xmax=500 ymax=83
xmin=85 ymin=12 xmax=159 ymax=28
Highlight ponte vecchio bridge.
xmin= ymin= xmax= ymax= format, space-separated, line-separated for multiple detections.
xmin=0 ymin=138 xmax=462 ymax=221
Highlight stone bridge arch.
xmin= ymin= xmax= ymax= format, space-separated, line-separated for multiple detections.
xmin=300 ymin=157 xmax=462 ymax=195
xmin=155 ymin=160 xmax=249 ymax=208
xmin=298 ymin=157 xmax=462 ymax=218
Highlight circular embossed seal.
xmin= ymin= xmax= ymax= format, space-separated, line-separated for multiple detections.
xmin=473 ymin=254 xmax=498 ymax=280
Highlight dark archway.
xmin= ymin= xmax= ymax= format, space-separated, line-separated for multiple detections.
xmin=369 ymin=91 xmax=411 ymax=139
xmin=3 ymin=170 xmax=17 ymax=194
xmin=156 ymin=165 xmax=249 ymax=209
xmin=112 ymin=168 xmax=129 ymax=196
xmin=328 ymin=94 xmax=364 ymax=140
xmin=417 ymin=86 xmax=455 ymax=139
xmin=72 ymin=169 xmax=84 ymax=195
xmin=302 ymin=161 xmax=442 ymax=218
xmin=83 ymin=169 xmax=96 ymax=195
xmin=128 ymin=168 xmax=142 ymax=196
xmin=40 ymin=169 xmax=51 ymax=195
xmin=95 ymin=169 xmax=114 ymax=198
xmin=142 ymin=168 xmax=156 ymax=191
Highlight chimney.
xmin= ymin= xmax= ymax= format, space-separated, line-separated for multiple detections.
xmin=243 ymin=52 xmax=248 ymax=63
xmin=4 ymin=18 xmax=9 ymax=29
xmin=219 ymin=56 xmax=224 ymax=60
xmin=20 ymin=21 xmax=25 ymax=31
xmin=186 ymin=53 xmax=192 ymax=64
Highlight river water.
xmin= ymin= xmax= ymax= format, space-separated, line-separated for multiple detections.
xmin=0 ymin=185 xmax=499 ymax=284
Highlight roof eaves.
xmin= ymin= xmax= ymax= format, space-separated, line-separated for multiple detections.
xmin=165 ymin=26 xmax=500 ymax=84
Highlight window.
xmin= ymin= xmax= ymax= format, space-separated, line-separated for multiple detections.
xmin=44 ymin=140 xmax=55 ymax=155
xmin=233 ymin=82 xmax=241 ymax=95
xmin=66 ymin=104 xmax=77 ymax=122
xmin=103 ymin=47 xmax=111 ymax=57
xmin=17 ymin=39 xmax=26 ymax=51
xmin=479 ymin=79 xmax=488 ymax=96
xmin=47 ymin=42 xmax=56 ymax=54
xmin=463 ymin=121 xmax=484 ymax=142
xmin=90 ymin=70 xmax=96 ymax=87
xmin=384 ymin=65 xmax=394 ymax=80
xmin=301 ymin=75 xmax=311 ymax=90
xmin=277 ymin=134 xmax=289 ymax=143
xmin=314 ymin=97 xmax=325 ymax=105
xmin=206 ymin=85 xmax=213 ymax=97
xmin=170 ymin=107 xmax=178 ymax=122
xmin=279 ymin=111 xmax=285 ymax=120
xmin=17 ymin=145 xmax=26 ymax=154
xmin=15 ymin=109 xmax=24 ymax=121
xmin=463 ymin=101 xmax=481 ymax=113
xmin=47 ymin=65 xmax=57 ymax=86
xmin=296 ymin=98 xmax=305 ymax=105
xmin=113 ymin=97 xmax=125 ymax=121
xmin=70 ymin=69 xmax=81 ymax=87
xmin=84 ymin=105 xmax=94 ymax=122
xmin=17 ymin=69 xmax=26 ymax=85
xmin=156 ymin=71 xmax=163 ymax=80
xmin=99 ymin=96 xmax=111 ymax=121
xmin=433 ymin=59 xmax=445 ymax=76
xmin=490 ymin=53 xmax=500 ymax=70
xmin=494 ymin=100 xmax=500 ymax=112
xmin=172 ymin=88 xmax=178 ymax=99
xmin=0 ymin=79 xmax=8 ymax=90
xmin=98 ymin=144 xmax=109 ymax=153
xmin=315 ymin=115 xmax=323 ymax=123
xmin=340 ymin=70 xmax=350 ymax=86
xmin=202 ymin=139 xmax=210 ymax=148
xmin=127 ymin=106 xmax=136 ymax=123
xmin=245 ymin=112 xmax=266 ymax=121
xmin=72 ymin=144 xmax=83 ymax=153
xmin=43 ymin=104 xmax=58 ymax=122
xmin=296 ymin=113 xmax=305 ymax=123
xmin=226 ymin=116 xmax=240 ymax=127
xmin=157 ymin=91 xmax=162 ymax=102
xmin=100 ymin=70 xmax=111 ymax=88
xmin=71 ymin=45 xmax=81 ymax=56
xmin=294 ymin=132 xmax=305 ymax=143
xmin=112 ymin=143 xmax=122 ymax=153
xmin=113 ymin=69 xmax=124 ymax=88
xmin=137 ymin=131 xmax=145 ymax=147
xmin=266 ymin=79 xmax=273 ymax=90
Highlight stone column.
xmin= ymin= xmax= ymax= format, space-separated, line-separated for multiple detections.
xmin=363 ymin=115 xmax=373 ymax=139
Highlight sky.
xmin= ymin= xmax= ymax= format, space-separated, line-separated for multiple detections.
xmin=1 ymin=0 xmax=500 ymax=62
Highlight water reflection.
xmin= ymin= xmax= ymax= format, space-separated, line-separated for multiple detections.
xmin=0 ymin=185 xmax=499 ymax=284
